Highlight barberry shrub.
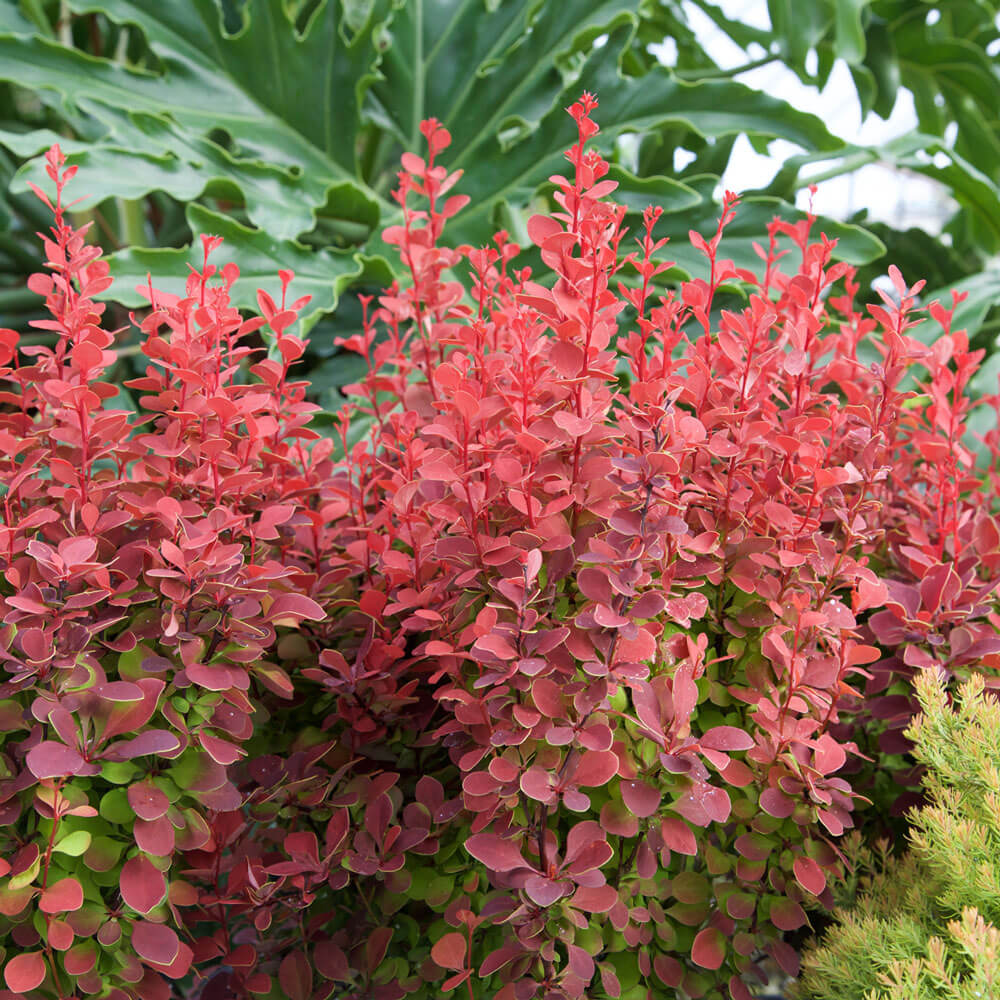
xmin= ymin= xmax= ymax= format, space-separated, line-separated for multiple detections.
xmin=797 ymin=672 xmax=1000 ymax=1000
xmin=298 ymin=97 xmax=1000 ymax=1000
xmin=0 ymin=147 xmax=332 ymax=1000
xmin=1 ymin=93 xmax=999 ymax=1000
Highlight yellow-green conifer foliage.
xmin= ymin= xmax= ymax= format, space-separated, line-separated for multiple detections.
xmin=799 ymin=672 xmax=1000 ymax=1000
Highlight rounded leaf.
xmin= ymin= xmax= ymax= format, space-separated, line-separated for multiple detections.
xmin=26 ymin=741 xmax=84 ymax=779
xmin=278 ymin=950 xmax=312 ymax=1000
xmin=794 ymin=856 xmax=827 ymax=896
xmin=699 ymin=726 xmax=754 ymax=751
xmin=660 ymin=816 xmax=697 ymax=856
xmin=40 ymin=876 xmax=83 ymax=914
xmin=121 ymin=855 xmax=167 ymax=914
xmin=620 ymin=779 xmax=660 ymax=818
xmin=759 ymin=788 xmax=795 ymax=819
xmin=4 ymin=952 xmax=46 ymax=992
xmin=431 ymin=932 xmax=467 ymax=971
xmin=769 ymin=896 xmax=807 ymax=931
xmin=132 ymin=921 xmax=179 ymax=965
xmin=465 ymin=833 xmax=528 ymax=872
xmin=573 ymin=750 xmax=619 ymax=787
xmin=691 ymin=927 xmax=726 ymax=970
xmin=127 ymin=781 xmax=170 ymax=821
xmin=314 ymin=942 xmax=350 ymax=982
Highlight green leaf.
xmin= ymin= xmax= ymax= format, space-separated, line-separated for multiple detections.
xmin=53 ymin=830 xmax=93 ymax=857
xmin=0 ymin=104 xmax=380 ymax=241
xmin=834 ymin=0 xmax=870 ymax=64
xmin=104 ymin=203 xmax=388 ymax=323
xmin=0 ymin=0 xmax=847 ymax=325
xmin=0 ymin=0 xmax=395 ymax=235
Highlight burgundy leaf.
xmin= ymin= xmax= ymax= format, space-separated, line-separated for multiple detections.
xmin=278 ymin=950 xmax=312 ymax=1000
xmin=26 ymin=741 xmax=84 ymax=779
xmin=120 ymin=856 xmax=167 ymax=914
xmin=131 ymin=921 xmax=179 ymax=965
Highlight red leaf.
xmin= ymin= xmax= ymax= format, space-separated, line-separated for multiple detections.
xmin=443 ymin=970 xmax=472 ymax=991
xmin=464 ymin=833 xmax=528 ymax=872
xmin=278 ymin=951 xmax=312 ymax=1000
xmin=793 ymin=856 xmax=827 ymax=896
xmin=620 ymin=779 xmax=660 ymax=817
xmin=39 ymin=877 xmax=83 ymax=914
xmin=268 ymin=593 xmax=325 ymax=624
xmin=691 ymin=927 xmax=726 ymax=970
xmin=121 ymin=855 xmax=167 ymax=914
xmin=26 ymin=740 xmax=84 ymax=779
xmin=572 ymin=750 xmax=619 ymax=787
xmin=4 ymin=951 xmax=46 ymax=992
xmin=132 ymin=921 xmax=179 ymax=964
xmin=431 ymin=932 xmax=467 ymax=971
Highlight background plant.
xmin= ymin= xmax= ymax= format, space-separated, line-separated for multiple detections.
xmin=797 ymin=671 xmax=1000 ymax=1000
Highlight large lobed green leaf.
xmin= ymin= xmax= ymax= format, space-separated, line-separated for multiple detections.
xmin=0 ymin=0 xmax=860 ymax=319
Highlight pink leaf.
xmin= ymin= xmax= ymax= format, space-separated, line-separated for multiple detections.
xmin=4 ymin=952 xmax=46 ymax=992
xmin=573 ymin=750 xmax=619 ymax=787
xmin=268 ymin=593 xmax=325 ymax=624
xmin=570 ymin=884 xmax=618 ymax=913
xmin=760 ymin=788 xmax=795 ymax=818
xmin=793 ymin=856 xmax=827 ymax=896
xmin=524 ymin=874 xmax=565 ymax=906
xmin=127 ymin=781 xmax=170 ymax=821
xmin=134 ymin=816 xmax=176 ymax=856
xmin=620 ymin=779 xmax=660 ymax=818
xmin=40 ymin=877 xmax=83 ymax=914
xmin=660 ymin=816 xmax=697 ymax=856
xmin=109 ymin=729 xmax=181 ymax=759
xmin=699 ymin=726 xmax=754 ymax=751
xmin=464 ymin=833 xmax=528 ymax=872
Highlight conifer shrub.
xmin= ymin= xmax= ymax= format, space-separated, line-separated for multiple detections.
xmin=798 ymin=671 xmax=1000 ymax=1000
xmin=1 ymin=95 xmax=999 ymax=1000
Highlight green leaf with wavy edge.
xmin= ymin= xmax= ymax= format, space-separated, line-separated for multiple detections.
xmin=0 ymin=0 xmax=397 ymax=235
xmin=0 ymin=104 xmax=379 ymax=240
xmin=103 ymin=203 xmax=391 ymax=325
xmin=0 ymin=2 xmax=845 ymax=267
